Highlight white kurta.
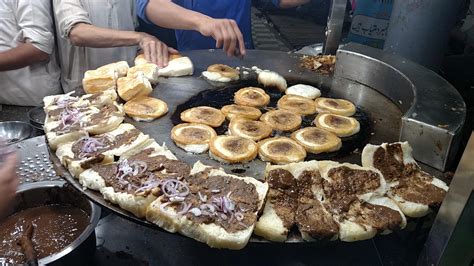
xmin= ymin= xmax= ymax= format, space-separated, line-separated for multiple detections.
xmin=0 ymin=0 xmax=62 ymax=106
xmin=53 ymin=0 xmax=138 ymax=93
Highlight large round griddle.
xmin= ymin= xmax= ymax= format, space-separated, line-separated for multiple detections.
xmin=54 ymin=48 xmax=463 ymax=244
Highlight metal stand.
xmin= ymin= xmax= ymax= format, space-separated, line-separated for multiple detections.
xmin=384 ymin=0 xmax=465 ymax=70
xmin=418 ymin=132 xmax=474 ymax=265
xmin=323 ymin=0 xmax=347 ymax=54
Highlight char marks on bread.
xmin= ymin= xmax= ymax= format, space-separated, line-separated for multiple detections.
xmin=228 ymin=119 xmax=272 ymax=142
xmin=171 ymin=123 xmax=217 ymax=154
xmin=260 ymin=109 xmax=302 ymax=132
xmin=209 ymin=135 xmax=258 ymax=164
xmin=221 ymin=104 xmax=262 ymax=121
xmin=277 ymin=94 xmax=317 ymax=115
xmin=202 ymin=64 xmax=239 ymax=83
xmin=234 ymin=87 xmax=270 ymax=107
xmin=124 ymin=96 xmax=168 ymax=122
xmin=314 ymin=113 xmax=360 ymax=137
xmin=180 ymin=106 xmax=225 ymax=128
xmin=314 ymin=97 xmax=356 ymax=117
xmin=291 ymin=127 xmax=342 ymax=154
xmin=257 ymin=137 xmax=306 ymax=164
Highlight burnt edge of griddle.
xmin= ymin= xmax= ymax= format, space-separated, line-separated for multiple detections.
xmin=170 ymin=80 xmax=373 ymax=160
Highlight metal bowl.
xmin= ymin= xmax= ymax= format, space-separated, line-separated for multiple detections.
xmin=27 ymin=106 xmax=45 ymax=130
xmin=7 ymin=181 xmax=101 ymax=265
xmin=0 ymin=121 xmax=37 ymax=144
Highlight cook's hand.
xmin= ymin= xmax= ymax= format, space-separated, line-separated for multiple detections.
xmin=197 ymin=18 xmax=246 ymax=57
xmin=138 ymin=33 xmax=178 ymax=68
xmin=0 ymin=153 xmax=19 ymax=216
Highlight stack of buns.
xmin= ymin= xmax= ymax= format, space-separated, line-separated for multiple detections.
xmin=81 ymin=54 xmax=195 ymax=122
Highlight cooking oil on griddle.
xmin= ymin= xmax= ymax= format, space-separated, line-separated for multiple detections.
xmin=171 ymin=80 xmax=371 ymax=160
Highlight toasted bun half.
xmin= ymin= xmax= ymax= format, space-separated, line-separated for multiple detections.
xmin=285 ymin=84 xmax=321 ymax=99
xmin=258 ymin=71 xmax=287 ymax=92
xmin=221 ymin=104 xmax=262 ymax=121
xmin=180 ymin=106 xmax=225 ymax=128
xmin=277 ymin=94 xmax=317 ymax=115
xmin=202 ymin=64 xmax=239 ymax=83
xmin=158 ymin=56 xmax=194 ymax=77
xmin=97 ymin=61 xmax=130 ymax=78
xmin=315 ymin=97 xmax=356 ymax=116
xmin=314 ymin=113 xmax=360 ymax=137
xmin=260 ymin=109 xmax=302 ymax=132
xmin=207 ymin=64 xmax=239 ymax=79
xmin=135 ymin=53 xmax=185 ymax=66
xmin=117 ymin=72 xmax=153 ymax=101
xmin=171 ymin=123 xmax=217 ymax=154
xmin=124 ymin=96 xmax=168 ymax=122
xmin=127 ymin=64 xmax=159 ymax=84
xmin=234 ymin=87 xmax=270 ymax=107
xmin=82 ymin=69 xmax=117 ymax=94
xmin=228 ymin=119 xmax=272 ymax=141
xmin=258 ymin=137 xmax=306 ymax=164
xmin=134 ymin=54 xmax=148 ymax=66
xmin=209 ymin=135 xmax=258 ymax=163
xmin=291 ymin=127 xmax=342 ymax=154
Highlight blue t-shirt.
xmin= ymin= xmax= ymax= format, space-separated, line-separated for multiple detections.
xmin=136 ymin=0 xmax=253 ymax=51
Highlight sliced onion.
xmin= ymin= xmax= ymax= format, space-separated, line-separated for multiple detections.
xmin=117 ymin=159 xmax=148 ymax=179
xmin=159 ymin=202 xmax=174 ymax=213
xmin=55 ymin=91 xmax=77 ymax=108
xmin=188 ymin=208 xmax=202 ymax=217
xmin=78 ymin=137 xmax=108 ymax=158
xmin=135 ymin=180 xmax=162 ymax=194
xmin=162 ymin=179 xmax=189 ymax=198
xmin=200 ymin=204 xmax=216 ymax=214
xmin=169 ymin=196 xmax=185 ymax=202
xmin=176 ymin=202 xmax=192 ymax=216
xmin=130 ymin=161 xmax=148 ymax=175
xmin=234 ymin=212 xmax=244 ymax=221
xmin=198 ymin=191 xmax=207 ymax=202
xmin=238 ymin=222 xmax=247 ymax=228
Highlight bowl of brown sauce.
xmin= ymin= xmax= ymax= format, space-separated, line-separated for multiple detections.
xmin=0 ymin=181 xmax=100 ymax=265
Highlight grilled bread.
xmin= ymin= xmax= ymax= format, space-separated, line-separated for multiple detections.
xmin=362 ymin=142 xmax=448 ymax=217
xmin=146 ymin=161 xmax=269 ymax=250
xmin=171 ymin=123 xmax=217 ymax=154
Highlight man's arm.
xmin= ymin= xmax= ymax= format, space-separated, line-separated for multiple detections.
xmin=69 ymin=23 xmax=147 ymax=48
xmin=1 ymin=0 xmax=55 ymax=71
xmin=142 ymin=0 xmax=245 ymax=57
xmin=274 ymin=0 xmax=311 ymax=8
xmin=53 ymin=0 xmax=175 ymax=67
xmin=0 ymin=43 xmax=49 ymax=71
xmin=69 ymin=23 xmax=176 ymax=67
